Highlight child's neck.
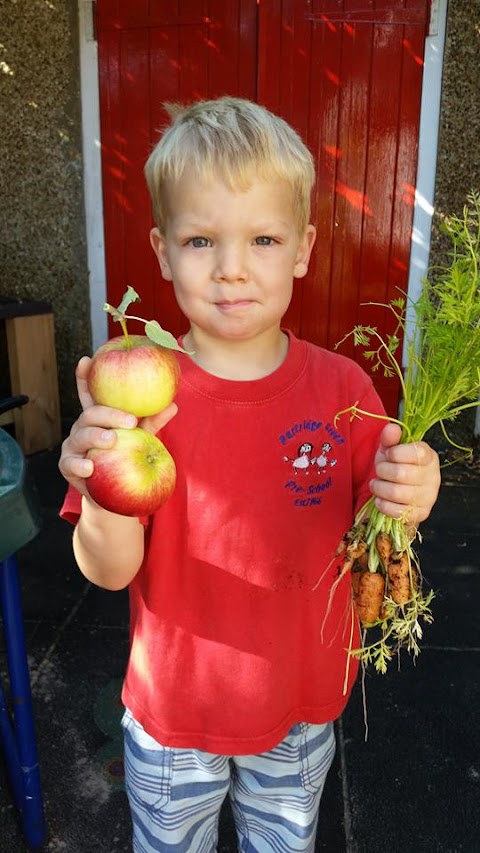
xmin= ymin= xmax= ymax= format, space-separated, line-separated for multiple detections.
xmin=183 ymin=328 xmax=289 ymax=381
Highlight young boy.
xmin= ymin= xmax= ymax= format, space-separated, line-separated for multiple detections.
xmin=59 ymin=97 xmax=441 ymax=852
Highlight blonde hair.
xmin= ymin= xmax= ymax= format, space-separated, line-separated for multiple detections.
xmin=144 ymin=96 xmax=315 ymax=233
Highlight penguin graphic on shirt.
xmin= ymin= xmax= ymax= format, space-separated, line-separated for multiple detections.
xmin=311 ymin=442 xmax=337 ymax=472
xmin=283 ymin=442 xmax=314 ymax=474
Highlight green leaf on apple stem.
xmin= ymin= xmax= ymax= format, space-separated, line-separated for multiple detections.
xmin=104 ymin=286 xmax=141 ymax=323
xmin=102 ymin=286 xmax=194 ymax=354
xmin=145 ymin=320 xmax=194 ymax=354
xmin=117 ymin=285 xmax=141 ymax=315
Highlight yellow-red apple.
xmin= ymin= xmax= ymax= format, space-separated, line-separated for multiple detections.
xmin=86 ymin=428 xmax=176 ymax=516
xmin=88 ymin=335 xmax=181 ymax=417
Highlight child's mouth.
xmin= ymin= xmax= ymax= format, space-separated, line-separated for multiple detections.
xmin=216 ymin=300 xmax=254 ymax=311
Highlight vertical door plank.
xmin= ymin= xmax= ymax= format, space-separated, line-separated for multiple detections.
xmin=121 ymin=26 xmax=154 ymax=327
xmin=98 ymin=27 xmax=124 ymax=326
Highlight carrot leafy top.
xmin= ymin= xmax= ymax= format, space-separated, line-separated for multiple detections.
xmin=335 ymin=189 xmax=480 ymax=449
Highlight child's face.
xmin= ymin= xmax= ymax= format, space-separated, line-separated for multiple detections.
xmin=150 ymin=168 xmax=316 ymax=347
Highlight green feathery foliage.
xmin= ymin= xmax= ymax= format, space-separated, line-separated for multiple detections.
xmin=333 ymin=190 xmax=480 ymax=673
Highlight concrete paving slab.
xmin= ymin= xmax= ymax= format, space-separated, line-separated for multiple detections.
xmin=0 ymin=449 xmax=478 ymax=852
xmin=342 ymin=649 xmax=480 ymax=853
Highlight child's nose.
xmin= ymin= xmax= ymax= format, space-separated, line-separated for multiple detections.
xmin=214 ymin=245 xmax=248 ymax=283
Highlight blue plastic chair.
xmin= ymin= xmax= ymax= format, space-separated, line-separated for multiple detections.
xmin=0 ymin=396 xmax=46 ymax=849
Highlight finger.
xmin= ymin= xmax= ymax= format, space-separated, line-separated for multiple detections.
xmin=373 ymin=459 xmax=423 ymax=488
xmin=370 ymin=473 xmax=417 ymax=512
xmin=71 ymin=406 xmax=137 ymax=437
xmin=58 ymin=426 xmax=117 ymax=489
xmin=371 ymin=474 xmax=434 ymax=523
xmin=59 ymin=451 xmax=94 ymax=484
xmin=373 ymin=490 xmax=430 ymax=527
xmin=64 ymin=409 xmax=137 ymax=478
xmin=140 ymin=402 xmax=178 ymax=435
xmin=378 ymin=422 xmax=402 ymax=453
xmin=59 ymin=408 xmax=138 ymax=489
xmin=372 ymin=495 xmax=416 ymax=522
xmin=370 ymin=473 xmax=417 ymax=505
xmin=76 ymin=356 xmax=95 ymax=411
xmin=67 ymin=424 xmax=119 ymax=456
xmin=58 ymin=431 xmax=96 ymax=496
xmin=383 ymin=440 xmax=431 ymax=466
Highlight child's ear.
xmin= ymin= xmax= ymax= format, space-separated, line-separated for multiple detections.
xmin=150 ymin=228 xmax=173 ymax=281
xmin=294 ymin=225 xmax=316 ymax=279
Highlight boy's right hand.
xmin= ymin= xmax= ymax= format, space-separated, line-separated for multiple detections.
xmin=58 ymin=356 xmax=178 ymax=498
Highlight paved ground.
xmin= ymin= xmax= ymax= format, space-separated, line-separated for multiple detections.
xmin=1 ymin=446 xmax=479 ymax=853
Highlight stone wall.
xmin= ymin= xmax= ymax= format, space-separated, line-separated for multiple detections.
xmin=432 ymin=0 xmax=480 ymax=257
xmin=431 ymin=1 xmax=480 ymax=446
xmin=0 ymin=0 xmax=90 ymax=422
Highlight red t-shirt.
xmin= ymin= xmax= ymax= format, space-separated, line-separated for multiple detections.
xmin=61 ymin=332 xmax=385 ymax=754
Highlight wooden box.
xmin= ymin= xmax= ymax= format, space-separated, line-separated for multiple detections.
xmin=0 ymin=299 xmax=62 ymax=454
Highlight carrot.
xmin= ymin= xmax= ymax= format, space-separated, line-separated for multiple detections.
xmin=318 ymin=535 xmax=368 ymax=641
xmin=351 ymin=567 xmax=362 ymax=596
xmin=376 ymin=532 xmax=393 ymax=565
xmin=314 ymin=528 xmax=365 ymax=591
xmin=387 ymin=552 xmax=417 ymax=605
xmin=357 ymin=549 xmax=369 ymax=571
xmin=352 ymin=568 xmax=385 ymax=625
xmin=333 ymin=538 xmax=368 ymax=582
xmin=339 ymin=555 xmax=355 ymax=576
xmin=348 ymin=540 xmax=367 ymax=560
xmin=334 ymin=532 xmax=350 ymax=557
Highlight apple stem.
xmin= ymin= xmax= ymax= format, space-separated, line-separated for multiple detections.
xmin=120 ymin=317 xmax=133 ymax=349
xmin=123 ymin=313 xmax=147 ymax=326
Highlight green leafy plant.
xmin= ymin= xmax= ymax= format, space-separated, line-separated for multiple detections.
xmin=332 ymin=190 xmax=480 ymax=673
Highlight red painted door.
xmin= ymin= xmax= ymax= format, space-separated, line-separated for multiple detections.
xmin=96 ymin=0 xmax=431 ymax=415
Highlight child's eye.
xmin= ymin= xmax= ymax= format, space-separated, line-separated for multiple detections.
xmin=255 ymin=236 xmax=275 ymax=246
xmin=189 ymin=237 xmax=211 ymax=248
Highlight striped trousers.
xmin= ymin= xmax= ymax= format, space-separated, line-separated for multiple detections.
xmin=122 ymin=708 xmax=336 ymax=852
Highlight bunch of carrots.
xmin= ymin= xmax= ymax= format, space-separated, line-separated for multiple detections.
xmin=327 ymin=190 xmax=480 ymax=675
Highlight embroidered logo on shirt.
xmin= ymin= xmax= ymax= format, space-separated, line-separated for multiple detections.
xmin=283 ymin=440 xmax=338 ymax=474
xmin=279 ymin=418 xmax=345 ymax=508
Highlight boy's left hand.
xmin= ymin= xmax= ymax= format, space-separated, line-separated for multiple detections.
xmin=370 ymin=423 xmax=441 ymax=527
